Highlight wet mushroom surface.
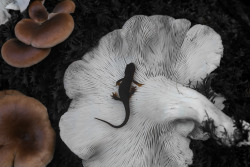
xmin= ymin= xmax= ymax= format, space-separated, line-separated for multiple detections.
xmin=0 ymin=0 xmax=250 ymax=167
xmin=1 ymin=38 xmax=51 ymax=68
xmin=0 ymin=90 xmax=55 ymax=167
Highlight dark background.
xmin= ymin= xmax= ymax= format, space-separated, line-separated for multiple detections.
xmin=0 ymin=0 xmax=250 ymax=166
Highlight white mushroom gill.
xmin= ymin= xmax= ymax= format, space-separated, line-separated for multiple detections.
xmin=5 ymin=0 xmax=30 ymax=12
xmin=60 ymin=15 xmax=241 ymax=167
xmin=0 ymin=0 xmax=12 ymax=25
xmin=0 ymin=0 xmax=30 ymax=25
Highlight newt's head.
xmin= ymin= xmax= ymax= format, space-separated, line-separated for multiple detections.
xmin=125 ymin=63 xmax=135 ymax=75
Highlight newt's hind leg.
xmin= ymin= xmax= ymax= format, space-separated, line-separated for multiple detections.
xmin=111 ymin=92 xmax=121 ymax=100
xmin=133 ymin=80 xmax=143 ymax=87
xmin=129 ymin=86 xmax=136 ymax=98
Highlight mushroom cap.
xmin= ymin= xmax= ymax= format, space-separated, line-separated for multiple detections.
xmin=0 ymin=90 xmax=55 ymax=167
xmin=0 ymin=90 xmax=24 ymax=98
xmin=1 ymin=38 xmax=51 ymax=68
xmin=59 ymin=15 xmax=241 ymax=167
xmin=28 ymin=0 xmax=48 ymax=23
xmin=53 ymin=0 xmax=76 ymax=13
xmin=15 ymin=13 xmax=74 ymax=48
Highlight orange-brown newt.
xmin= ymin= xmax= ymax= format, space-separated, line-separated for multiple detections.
xmin=95 ymin=63 xmax=143 ymax=128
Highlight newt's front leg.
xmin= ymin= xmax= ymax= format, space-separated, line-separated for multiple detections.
xmin=116 ymin=78 xmax=123 ymax=86
xmin=133 ymin=80 xmax=143 ymax=87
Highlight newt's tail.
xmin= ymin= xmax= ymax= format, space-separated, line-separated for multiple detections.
xmin=95 ymin=104 xmax=130 ymax=128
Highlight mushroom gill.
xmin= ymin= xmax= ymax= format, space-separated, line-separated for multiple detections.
xmin=59 ymin=15 xmax=250 ymax=167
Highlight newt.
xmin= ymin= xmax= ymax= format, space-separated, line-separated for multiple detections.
xmin=95 ymin=63 xmax=143 ymax=128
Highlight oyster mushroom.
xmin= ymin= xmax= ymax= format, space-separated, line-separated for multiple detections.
xmin=0 ymin=90 xmax=55 ymax=167
xmin=53 ymin=0 xmax=75 ymax=14
xmin=1 ymin=38 xmax=51 ymax=68
xmin=15 ymin=12 xmax=74 ymax=48
xmin=28 ymin=0 xmax=48 ymax=23
xmin=59 ymin=15 xmax=248 ymax=167
xmin=0 ymin=89 xmax=23 ymax=97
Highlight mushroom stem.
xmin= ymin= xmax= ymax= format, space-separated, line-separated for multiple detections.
xmin=133 ymin=77 xmax=236 ymax=145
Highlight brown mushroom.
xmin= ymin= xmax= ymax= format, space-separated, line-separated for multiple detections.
xmin=0 ymin=90 xmax=55 ymax=167
xmin=28 ymin=0 xmax=48 ymax=23
xmin=15 ymin=13 xmax=74 ymax=48
xmin=53 ymin=0 xmax=76 ymax=13
xmin=1 ymin=38 xmax=51 ymax=68
xmin=0 ymin=90 xmax=23 ymax=98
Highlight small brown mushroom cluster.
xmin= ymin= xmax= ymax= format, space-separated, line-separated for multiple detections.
xmin=0 ymin=90 xmax=55 ymax=167
xmin=1 ymin=0 xmax=75 ymax=68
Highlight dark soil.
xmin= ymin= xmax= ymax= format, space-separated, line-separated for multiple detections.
xmin=0 ymin=0 xmax=250 ymax=166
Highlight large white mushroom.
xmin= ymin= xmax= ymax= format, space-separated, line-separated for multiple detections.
xmin=59 ymin=15 xmax=249 ymax=167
